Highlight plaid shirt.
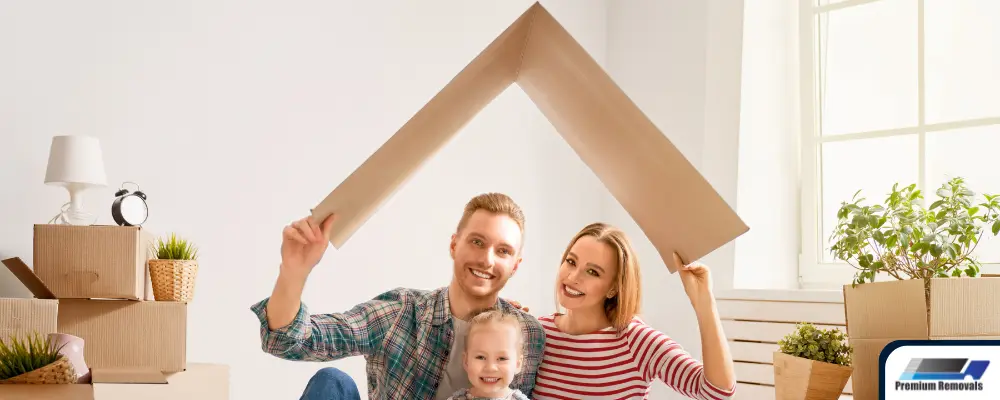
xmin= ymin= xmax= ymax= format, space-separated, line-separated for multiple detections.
xmin=250 ymin=286 xmax=546 ymax=400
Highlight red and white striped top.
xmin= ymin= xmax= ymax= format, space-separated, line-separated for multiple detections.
xmin=532 ymin=314 xmax=735 ymax=400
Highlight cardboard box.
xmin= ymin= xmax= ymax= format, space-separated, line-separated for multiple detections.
xmin=59 ymin=299 xmax=187 ymax=372
xmin=308 ymin=1 xmax=749 ymax=273
xmin=1 ymin=258 xmax=58 ymax=344
xmin=0 ymin=363 xmax=229 ymax=400
xmin=33 ymin=224 xmax=155 ymax=300
xmin=1 ymin=257 xmax=187 ymax=373
xmin=843 ymin=277 xmax=1000 ymax=400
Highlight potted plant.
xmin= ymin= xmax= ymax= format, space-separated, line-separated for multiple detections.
xmin=828 ymin=176 xmax=1000 ymax=399
xmin=148 ymin=233 xmax=200 ymax=302
xmin=773 ymin=323 xmax=853 ymax=400
xmin=0 ymin=332 xmax=76 ymax=384
xmin=831 ymin=176 xmax=1000 ymax=291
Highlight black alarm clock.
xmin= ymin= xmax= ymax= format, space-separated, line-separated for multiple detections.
xmin=111 ymin=181 xmax=148 ymax=226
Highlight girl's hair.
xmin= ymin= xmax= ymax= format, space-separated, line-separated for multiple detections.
xmin=465 ymin=308 xmax=525 ymax=356
xmin=556 ymin=222 xmax=642 ymax=333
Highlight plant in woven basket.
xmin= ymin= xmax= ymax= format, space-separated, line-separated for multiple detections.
xmin=778 ymin=323 xmax=852 ymax=367
xmin=148 ymin=232 xmax=200 ymax=302
xmin=773 ymin=323 xmax=854 ymax=400
xmin=0 ymin=331 xmax=75 ymax=384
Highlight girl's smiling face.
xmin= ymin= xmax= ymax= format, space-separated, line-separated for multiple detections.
xmin=463 ymin=322 xmax=522 ymax=398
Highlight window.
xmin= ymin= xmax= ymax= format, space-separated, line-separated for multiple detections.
xmin=798 ymin=0 xmax=1000 ymax=288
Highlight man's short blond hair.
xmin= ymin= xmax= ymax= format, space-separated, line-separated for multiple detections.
xmin=456 ymin=192 xmax=526 ymax=235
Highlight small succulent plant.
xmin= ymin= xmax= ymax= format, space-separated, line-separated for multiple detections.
xmin=778 ymin=323 xmax=852 ymax=367
xmin=153 ymin=233 xmax=199 ymax=260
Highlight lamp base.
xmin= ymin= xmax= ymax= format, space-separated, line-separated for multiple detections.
xmin=63 ymin=207 xmax=98 ymax=226
xmin=48 ymin=184 xmax=99 ymax=226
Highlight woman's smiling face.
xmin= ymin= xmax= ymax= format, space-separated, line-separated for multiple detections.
xmin=556 ymin=235 xmax=619 ymax=312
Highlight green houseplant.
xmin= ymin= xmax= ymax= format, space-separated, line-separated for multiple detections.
xmin=829 ymin=177 xmax=1000 ymax=289
xmin=147 ymin=233 xmax=200 ymax=302
xmin=773 ymin=323 xmax=853 ymax=400
xmin=0 ymin=332 xmax=76 ymax=384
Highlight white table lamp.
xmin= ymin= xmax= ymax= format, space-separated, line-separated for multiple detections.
xmin=44 ymin=135 xmax=108 ymax=225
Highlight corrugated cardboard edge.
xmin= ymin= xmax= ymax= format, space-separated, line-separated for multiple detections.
xmin=928 ymin=277 xmax=1000 ymax=337
xmin=843 ymin=280 xmax=928 ymax=339
xmin=58 ymin=299 xmax=187 ymax=373
xmin=2 ymin=257 xmax=56 ymax=299
xmin=92 ymin=368 xmax=167 ymax=384
xmin=310 ymin=1 xmax=748 ymax=273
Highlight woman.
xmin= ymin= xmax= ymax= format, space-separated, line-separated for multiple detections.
xmin=531 ymin=222 xmax=736 ymax=400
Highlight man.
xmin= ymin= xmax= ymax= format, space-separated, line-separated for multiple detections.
xmin=250 ymin=193 xmax=545 ymax=400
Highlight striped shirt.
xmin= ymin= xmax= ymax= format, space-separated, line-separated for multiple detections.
xmin=250 ymin=287 xmax=545 ymax=400
xmin=532 ymin=314 xmax=735 ymax=400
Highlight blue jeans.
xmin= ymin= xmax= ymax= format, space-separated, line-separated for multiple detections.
xmin=300 ymin=367 xmax=361 ymax=400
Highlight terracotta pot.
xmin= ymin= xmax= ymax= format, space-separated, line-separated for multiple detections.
xmin=48 ymin=333 xmax=90 ymax=383
xmin=773 ymin=352 xmax=853 ymax=400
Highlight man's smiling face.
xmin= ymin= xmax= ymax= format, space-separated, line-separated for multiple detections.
xmin=450 ymin=209 xmax=523 ymax=300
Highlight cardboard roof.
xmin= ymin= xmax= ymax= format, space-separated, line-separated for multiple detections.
xmin=310 ymin=2 xmax=748 ymax=272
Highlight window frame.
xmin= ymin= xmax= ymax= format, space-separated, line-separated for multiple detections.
xmin=796 ymin=0 xmax=1000 ymax=289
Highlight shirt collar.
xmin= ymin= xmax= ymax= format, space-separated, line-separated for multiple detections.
xmin=422 ymin=286 xmax=516 ymax=326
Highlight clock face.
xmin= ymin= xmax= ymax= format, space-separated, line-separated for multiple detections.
xmin=120 ymin=195 xmax=148 ymax=224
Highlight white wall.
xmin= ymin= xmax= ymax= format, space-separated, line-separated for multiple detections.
xmin=0 ymin=1 xmax=750 ymax=399
xmin=0 ymin=1 xmax=607 ymax=399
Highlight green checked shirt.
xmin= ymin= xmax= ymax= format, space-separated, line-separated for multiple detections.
xmin=250 ymin=287 xmax=545 ymax=400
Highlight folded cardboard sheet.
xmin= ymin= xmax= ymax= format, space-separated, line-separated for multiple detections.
xmin=310 ymin=2 xmax=748 ymax=271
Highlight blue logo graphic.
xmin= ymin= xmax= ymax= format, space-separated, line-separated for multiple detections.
xmin=899 ymin=358 xmax=990 ymax=381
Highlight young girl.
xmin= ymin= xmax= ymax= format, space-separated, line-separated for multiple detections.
xmin=447 ymin=309 xmax=530 ymax=400
xmin=532 ymin=222 xmax=737 ymax=400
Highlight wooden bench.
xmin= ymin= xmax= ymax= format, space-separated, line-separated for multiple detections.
xmin=717 ymin=290 xmax=853 ymax=399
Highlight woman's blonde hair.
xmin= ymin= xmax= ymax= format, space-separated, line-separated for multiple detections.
xmin=556 ymin=222 xmax=642 ymax=332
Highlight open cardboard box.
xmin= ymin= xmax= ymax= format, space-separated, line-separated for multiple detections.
xmin=309 ymin=1 xmax=750 ymax=272
xmin=0 ymin=363 xmax=229 ymax=400
xmin=843 ymin=277 xmax=1000 ymax=400
xmin=2 ymin=257 xmax=187 ymax=374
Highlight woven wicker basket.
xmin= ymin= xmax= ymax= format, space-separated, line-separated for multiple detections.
xmin=0 ymin=356 xmax=76 ymax=384
xmin=148 ymin=259 xmax=199 ymax=302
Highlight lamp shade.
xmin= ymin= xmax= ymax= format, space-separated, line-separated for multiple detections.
xmin=44 ymin=135 xmax=108 ymax=187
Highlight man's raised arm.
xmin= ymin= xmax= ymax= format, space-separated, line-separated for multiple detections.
xmin=250 ymin=214 xmax=399 ymax=361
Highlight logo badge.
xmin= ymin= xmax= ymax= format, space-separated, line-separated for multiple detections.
xmin=898 ymin=358 xmax=990 ymax=381
xmin=883 ymin=341 xmax=998 ymax=398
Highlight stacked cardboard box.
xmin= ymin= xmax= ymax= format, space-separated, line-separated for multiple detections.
xmin=0 ymin=224 xmax=228 ymax=399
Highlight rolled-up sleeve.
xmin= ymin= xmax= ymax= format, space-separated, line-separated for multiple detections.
xmin=250 ymin=289 xmax=404 ymax=362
